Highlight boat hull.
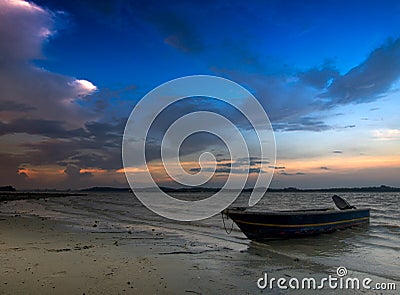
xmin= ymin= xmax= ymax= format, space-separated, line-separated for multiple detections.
xmin=225 ymin=208 xmax=370 ymax=241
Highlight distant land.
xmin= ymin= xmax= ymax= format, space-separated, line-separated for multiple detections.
xmin=0 ymin=191 xmax=86 ymax=202
xmin=265 ymin=185 xmax=400 ymax=193
xmin=80 ymin=186 xmax=131 ymax=192
xmin=0 ymin=185 xmax=16 ymax=192
xmin=79 ymin=185 xmax=400 ymax=193
xmin=1 ymin=185 xmax=400 ymax=199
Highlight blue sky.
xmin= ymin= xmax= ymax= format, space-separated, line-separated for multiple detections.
xmin=0 ymin=0 xmax=399 ymax=189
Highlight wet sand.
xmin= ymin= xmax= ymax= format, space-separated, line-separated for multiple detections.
xmin=1 ymin=194 xmax=398 ymax=294
xmin=0 ymin=213 xmax=323 ymax=294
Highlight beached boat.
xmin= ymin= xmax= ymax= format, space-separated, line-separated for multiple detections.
xmin=223 ymin=196 xmax=370 ymax=241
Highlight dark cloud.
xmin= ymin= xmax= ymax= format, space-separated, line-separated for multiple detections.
xmin=62 ymin=164 xmax=93 ymax=187
xmin=298 ymin=62 xmax=339 ymax=89
xmin=0 ymin=101 xmax=36 ymax=112
xmin=69 ymin=152 xmax=122 ymax=171
xmin=85 ymin=119 xmax=126 ymax=148
xmin=272 ymin=116 xmax=331 ymax=132
xmin=0 ymin=0 xmax=123 ymax=188
xmin=85 ymin=85 xmax=138 ymax=117
xmin=320 ymin=166 xmax=330 ymax=170
xmin=189 ymin=167 xmax=261 ymax=175
xmin=248 ymin=168 xmax=262 ymax=174
xmin=141 ymin=97 xmax=260 ymax=164
xmin=248 ymin=157 xmax=270 ymax=165
xmin=0 ymin=0 xmax=98 ymax=184
xmin=23 ymin=138 xmax=122 ymax=171
xmin=217 ymin=163 xmax=231 ymax=168
xmin=187 ymin=156 xmax=268 ymax=177
xmin=279 ymin=171 xmax=306 ymax=176
xmin=215 ymin=37 xmax=400 ymax=135
xmin=216 ymin=70 xmax=320 ymax=123
xmin=214 ymin=157 xmax=270 ymax=168
xmin=321 ymin=38 xmax=400 ymax=105
xmin=64 ymin=164 xmax=92 ymax=178
xmin=209 ymin=158 xmax=268 ymax=169
xmin=0 ymin=117 xmax=124 ymax=188
xmin=18 ymin=119 xmax=125 ymax=170
xmin=333 ymin=150 xmax=343 ymax=154
xmin=22 ymin=139 xmax=83 ymax=167
xmin=0 ymin=118 xmax=86 ymax=138
xmin=269 ymin=166 xmax=286 ymax=169
xmin=0 ymin=154 xmax=30 ymax=187
xmin=216 ymin=158 xmax=231 ymax=163
xmin=0 ymin=0 xmax=97 ymax=126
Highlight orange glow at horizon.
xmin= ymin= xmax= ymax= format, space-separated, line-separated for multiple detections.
xmin=277 ymin=154 xmax=400 ymax=173
xmin=16 ymin=154 xmax=400 ymax=186
xmin=80 ymin=168 xmax=107 ymax=174
xmin=18 ymin=167 xmax=64 ymax=179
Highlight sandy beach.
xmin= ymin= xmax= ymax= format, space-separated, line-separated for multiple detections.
xmin=0 ymin=213 xmax=304 ymax=295
xmin=0 ymin=213 xmax=323 ymax=295
xmin=1 ymin=193 xmax=398 ymax=294
xmin=1 ymin=214 xmax=244 ymax=294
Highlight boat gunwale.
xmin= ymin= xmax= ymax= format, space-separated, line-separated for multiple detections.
xmin=225 ymin=207 xmax=370 ymax=216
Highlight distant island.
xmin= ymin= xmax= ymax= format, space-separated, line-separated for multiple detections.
xmin=0 ymin=185 xmax=16 ymax=192
xmin=79 ymin=184 xmax=400 ymax=193
xmin=80 ymin=186 xmax=131 ymax=192
xmin=1 ymin=185 xmax=399 ymax=202
xmin=266 ymin=184 xmax=400 ymax=193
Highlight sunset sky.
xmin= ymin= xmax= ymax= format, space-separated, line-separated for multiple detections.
xmin=1 ymin=0 xmax=399 ymax=189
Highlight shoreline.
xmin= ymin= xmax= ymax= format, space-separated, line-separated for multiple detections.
xmin=0 ymin=213 xmax=263 ymax=294
xmin=0 ymin=213 xmax=323 ymax=294
xmin=1 ymin=196 xmax=398 ymax=294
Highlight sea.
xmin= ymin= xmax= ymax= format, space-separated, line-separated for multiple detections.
xmin=1 ymin=191 xmax=399 ymax=285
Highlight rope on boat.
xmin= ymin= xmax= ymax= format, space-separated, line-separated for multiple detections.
xmin=221 ymin=211 xmax=234 ymax=234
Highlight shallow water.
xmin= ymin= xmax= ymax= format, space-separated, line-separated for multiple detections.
xmin=1 ymin=191 xmax=399 ymax=282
